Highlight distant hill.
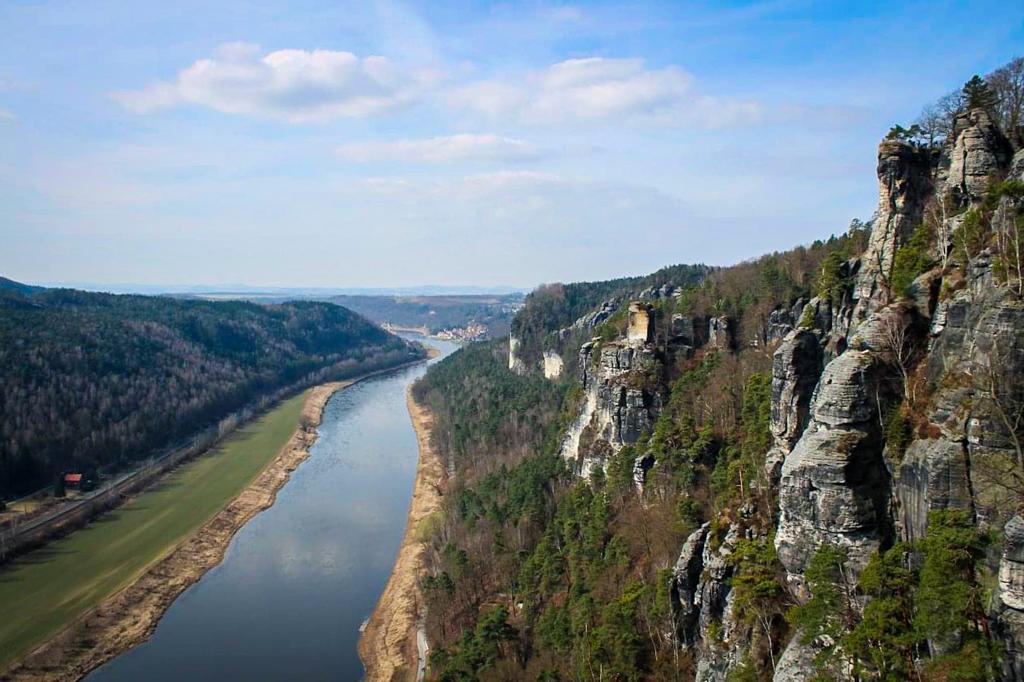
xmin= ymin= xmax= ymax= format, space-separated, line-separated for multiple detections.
xmin=328 ymin=293 xmax=524 ymax=338
xmin=0 ymin=286 xmax=423 ymax=497
xmin=0 ymin=276 xmax=45 ymax=296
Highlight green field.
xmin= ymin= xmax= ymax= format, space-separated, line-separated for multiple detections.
xmin=0 ymin=389 xmax=311 ymax=670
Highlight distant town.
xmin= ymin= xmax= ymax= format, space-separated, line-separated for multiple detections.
xmin=381 ymin=321 xmax=489 ymax=342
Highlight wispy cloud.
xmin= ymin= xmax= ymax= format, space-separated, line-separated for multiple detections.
xmin=339 ymin=134 xmax=544 ymax=163
xmin=448 ymin=57 xmax=764 ymax=127
xmin=0 ymin=108 xmax=15 ymax=122
xmin=113 ymin=42 xmax=442 ymax=122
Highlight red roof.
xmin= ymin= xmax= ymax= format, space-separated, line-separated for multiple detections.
xmin=64 ymin=473 xmax=83 ymax=483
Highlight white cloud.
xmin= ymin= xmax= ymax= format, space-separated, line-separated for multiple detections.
xmin=113 ymin=42 xmax=440 ymax=122
xmin=0 ymin=108 xmax=14 ymax=122
xmin=448 ymin=57 xmax=764 ymax=127
xmin=338 ymin=134 xmax=543 ymax=163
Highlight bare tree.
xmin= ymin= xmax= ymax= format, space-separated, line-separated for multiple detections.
xmin=992 ymin=196 xmax=1024 ymax=297
xmin=988 ymin=56 xmax=1024 ymax=145
xmin=916 ymin=103 xmax=949 ymax=148
xmin=878 ymin=313 xmax=919 ymax=404
xmin=979 ymin=345 xmax=1024 ymax=469
xmin=926 ymin=196 xmax=954 ymax=270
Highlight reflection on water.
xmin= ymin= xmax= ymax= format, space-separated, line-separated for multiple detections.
xmin=87 ymin=337 xmax=459 ymax=682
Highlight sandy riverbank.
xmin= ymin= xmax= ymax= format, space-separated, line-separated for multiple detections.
xmin=2 ymin=382 xmax=349 ymax=682
xmin=359 ymin=389 xmax=445 ymax=682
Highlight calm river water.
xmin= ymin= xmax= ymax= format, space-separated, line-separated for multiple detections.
xmin=87 ymin=336 xmax=459 ymax=682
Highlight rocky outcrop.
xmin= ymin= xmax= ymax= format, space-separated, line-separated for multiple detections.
xmin=775 ymin=310 xmax=902 ymax=588
xmin=633 ymin=452 xmax=655 ymax=492
xmin=996 ymin=516 xmax=1024 ymax=681
xmin=542 ymin=351 xmax=564 ymax=379
xmin=766 ymin=302 xmax=802 ymax=344
xmin=947 ymin=108 xmax=1013 ymax=207
xmin=557 ymin=340 xmax=661 ymax=477
xmin=851 ymin=140 xmax=933 ymax=329
xmin=565 ymin=299 xmax=619 ymax=336
xmin=509 ymin=333 xmax=528 ymax=375
xmin=773 ymin=635 xmax=825 ymax=682
xmin=708 ymin=316 xmax=731 ymax=350
xmin=627 ymin=302 xmax=654 ymax=344
xmin=895 ymin=439 xmax=973 ymax=542
xmin=671 ymin=523 xmax=710 ymax=646
xmin=765 ymin=329 xmax=824 ymax=483
xmin=670 ymin=523 xmax=746 ymax=681
xmin=895 ymin=283 xmax=1024 ymax=539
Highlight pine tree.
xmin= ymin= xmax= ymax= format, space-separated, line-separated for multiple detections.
xmin=963 ymin=75 xmax=998 ymax=112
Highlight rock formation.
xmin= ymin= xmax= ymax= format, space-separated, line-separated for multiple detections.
xmin=542 ymin=351 xmax=564 ymax=379
xmin=851 ymin=140 xmax=933 ymax=329
xmin=508 ymin=332 xmax=528 ymax=375
xmin=947 ymin=108 xmax=1013 ymax=207
xmin=557 ymin=338 xmax=661 ymax=477
xmin=764 ymin=329 xmax=824 ymax=483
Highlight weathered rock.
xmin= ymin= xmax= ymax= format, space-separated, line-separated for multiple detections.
xmin=671 ymin=523 xmax=710 ymax=646
xmin=765 ymin=329 xmax=824 ymax=483
xmin=709 ymin=316 xmax=731 ymax=350
xmin=947 ymin=108 xmax=1013 ymax=207
xmin=767 ymin=306 xmax=795 ymax=343
xmin=566 ymin=298 xmax=619 ymax=335
xmin=633 ymin=452 xmax=655 ymax=492
xmin=995 ymin=516 xmax=1024 ymax=681
xmin=1012 ymin=148 xmax=1024 ymax=182
xmin=558 ymin=340 xmax=660 ymax=476
xmin=508 ymin=333 xmax=528 ymax=375
xmin=851 ymin=140 xmax=933 ymax=329
xmin=670 ymin=523 xmax=746 ymax=681
xmin=542 ymin=351 xmax=564 ymax=379
xmin=670 ymin=314 xmax=697 ymax=346
xmin=895 ymin=439 xmax=973 ymax=542
xmin=775 ymin=344 xmax=894 ymax=588
xmin=773 ymin=635 xmax=824 ymax=682
xmin=919 ymin=286 xmax=1024 ymax=530
xmin=627 ymin=301 xmax=654 ymax=344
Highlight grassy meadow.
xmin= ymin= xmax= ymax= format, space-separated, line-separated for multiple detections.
xmin=0 ymin=390 xmax=310 ymax=670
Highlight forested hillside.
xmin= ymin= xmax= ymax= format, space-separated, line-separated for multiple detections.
xmin=413 ymin=227 xmax=868 ymax=681
xmin=0 ymin=284 xmax=423 ymax=497
xmin=412 ymin=59 xmax=1024 ymax=681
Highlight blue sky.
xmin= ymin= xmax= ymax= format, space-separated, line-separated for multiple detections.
xmin=1 ymin=1 xmax=1021 ymax=290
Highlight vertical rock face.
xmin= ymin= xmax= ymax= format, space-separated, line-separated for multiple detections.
xmin=852 ymin=140 xmax=933 ymax=328
xmin=996 ymin=516 xmax=1024 ymax=682
xmin=765 ymin=329 xmax=825 ymax=482
xmin=509 ymin=333 xmax=528 ymax=375
xmin=775 ymin=330 xmax=895 ymax=587
xmin=669 ymin=523 xmax=746 ymax=682
xmin=708 ymin=316 xmax=731 ymax=350
xmin=542 ymin=351 xmax=564 ymax=379
xmin=896 ymin=284 xmax=1024 ymax=539
xmin=895 ymin=439 xmax=973 ymax=542
xmin=947 ymin=108 xmax=1013 ymax=207
xmin=557 ymin=340 xmax=660 ymax=476
xmin=671 ymin=523 xmax=711 ymax=646
xmin=628 ymin=302 xmax=654 ymax=344
xmin=767 ymin=305 xmax=797 ymax=343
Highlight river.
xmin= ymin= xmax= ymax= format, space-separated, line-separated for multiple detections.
xmin=87 ymin=336 xmax=460 ymax=682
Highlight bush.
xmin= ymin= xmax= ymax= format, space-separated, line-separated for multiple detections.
xmin=891 ymin=223 xmax=935 ymax=297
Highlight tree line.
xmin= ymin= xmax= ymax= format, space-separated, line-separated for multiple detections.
xmin=0 ymin=285 xmax=422 ymax=497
